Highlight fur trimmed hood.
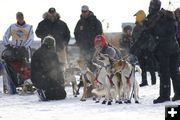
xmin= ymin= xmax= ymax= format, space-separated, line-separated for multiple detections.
xmin=43 ymin=12 xmax=61 ymax=20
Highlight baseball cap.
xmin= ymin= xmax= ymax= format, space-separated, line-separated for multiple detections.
xmin=16 ymin=12 xmax=24 ymax=18
xmin=81 ymin=5 xmax=89 ymax=11
xmin=48 ymin=7 xmax=56 ymax=14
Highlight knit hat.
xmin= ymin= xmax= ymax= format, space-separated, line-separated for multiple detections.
xmin=43 ymin=36 xmax=56 ymax=49
xmin=81 ymin=5 xmax=89 ymax=11
xmin=123 ymin=25 xmax=132 ymax=33
xmin=134 ymin=10 xmax=146 ymax=23
xmin=16 ymin=12 xmax=24 ymax=18
xmin=94 ymin=35 xmax=107 ymax=48
xmin=175 ymin=8 xmax=180 ymax=16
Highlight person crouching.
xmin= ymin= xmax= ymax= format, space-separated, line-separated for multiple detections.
xmin=31 ymin=36 xmax=66 ymax=101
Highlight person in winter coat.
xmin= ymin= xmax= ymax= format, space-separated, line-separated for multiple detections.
xmin=74 ymin=5 xmax=103 ymax=72
xmin=35 ymin=7 xmax=70 ymax=71
xmin=3 ymin=12 xmax=34 ymax=62
xmin=175 ymin=8 xmax=180 ymax=46
xmin=121 ymin=25 xmax=137 ymax=64
xmin=2 ymin=12 xmax=33 ymax=94
xmin=132 ymin=10 xmax=157 ymax=87
xmin=31 ymin=36 xmax=66 ymax=101
xmin=120 ymin=25 xmax=134 ymax=56
xmin=175 ymin=8 xmax=180 ymax=66
xmin=145 ymin=0 xmax=180 ymax=104
xmin=94 ymin=35 xmax=119 ymax=60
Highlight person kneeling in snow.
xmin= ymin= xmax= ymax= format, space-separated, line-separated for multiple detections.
xmin=31 ymin=36 xmax=66 ymax=101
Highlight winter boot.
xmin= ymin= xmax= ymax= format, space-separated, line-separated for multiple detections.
xmin=37 ymin=89 xmax=47 ymax=101
xmin=171 ymin=70 xmax=180 ymax=101
xmin=153 ymin=96 xmax=170 ymax=104
xmin=153 ymin=80 xmax=171 ymax=104
xmin=139 ymin=79 xmax=148 ymax=87
xmin=172 ymin=95 xmax=180 ymax=101
xmin=172 ymin=80 xmax=180 ymax=101
xmin=139 ymin=82 xmax=148 ymax=87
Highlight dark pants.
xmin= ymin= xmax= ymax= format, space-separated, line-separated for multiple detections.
xmin=138 ymin=52 xmax=157 ymax=84
xmin=157 ymin=52 xmax=180 ymax=98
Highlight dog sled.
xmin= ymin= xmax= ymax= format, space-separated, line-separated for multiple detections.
xmin=1 ymin=46 xmax=35 ymax=94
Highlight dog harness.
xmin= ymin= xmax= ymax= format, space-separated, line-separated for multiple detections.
xmin=95 ymin=72 xmax=103 ymax=85
xmin=107 ymin=74 xmax=114 ymax=85
xmin=125 ymin=66 xmax=134 ymax=85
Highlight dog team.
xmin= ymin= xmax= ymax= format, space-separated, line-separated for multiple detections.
xmin=1 ymin=0 xmax=180 ymax=104
xmin=66 ymin=35 xmax=142 ymax=105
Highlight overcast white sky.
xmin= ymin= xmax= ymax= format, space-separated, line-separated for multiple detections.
xmin=0 ymin=0 xmax=179 ymax=40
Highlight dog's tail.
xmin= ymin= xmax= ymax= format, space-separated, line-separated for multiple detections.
xmin=135 ymin=65 xmax=142 ymax=74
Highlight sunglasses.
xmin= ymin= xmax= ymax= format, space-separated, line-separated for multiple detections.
xmin=82 ymin=10 xmax=88 ymax=13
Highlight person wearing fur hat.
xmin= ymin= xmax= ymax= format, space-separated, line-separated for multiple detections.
xmin=74 ymin=5 xmax=103 ymax=73
xmin=120 ymin=25 xmax=138 ymax=64
xmin=35 ymin=7 xmax=70 ymax=71
xmin=120 ymin=25 xmax=133 ymax=57
xmin=31 ymin=36 xmax=66 ymax=101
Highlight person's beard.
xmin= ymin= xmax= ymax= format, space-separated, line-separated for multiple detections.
xmin=48 ymin=14 xmax=57 ymax=22
xmin=50 ymin=16 xmax=56 ymax=22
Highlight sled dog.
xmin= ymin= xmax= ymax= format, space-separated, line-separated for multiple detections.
xmin=77 ymin=58 xmax=96 ymax=101
xmin=112 ymin=59 xmax=141 ymax=103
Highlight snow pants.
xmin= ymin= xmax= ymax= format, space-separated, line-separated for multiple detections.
xmin=157 ymin=51 xmax=180 ymax=98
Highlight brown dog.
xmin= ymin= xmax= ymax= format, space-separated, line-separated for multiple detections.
xmin=77 ymin=58 xmax=96 ymax=101
xmin=112 ymin=59 xmax=141 ymax=103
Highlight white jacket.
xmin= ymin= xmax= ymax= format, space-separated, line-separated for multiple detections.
xmin=3 ymin=23 xmax=34 ymax=48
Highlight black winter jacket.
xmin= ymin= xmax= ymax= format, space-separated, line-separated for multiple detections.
xmin=35 ymin=12 xmax=70 ymax=50
xmin=146 ymin=11 xmax=180 ymax=55
xmin=74 ymin=11 xmax=103 ymax=51
xmin=31 ymin=45 xmax=65 ymax=90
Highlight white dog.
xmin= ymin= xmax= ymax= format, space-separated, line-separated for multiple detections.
xmin=91 ymin=53 xmax=122 ymax=105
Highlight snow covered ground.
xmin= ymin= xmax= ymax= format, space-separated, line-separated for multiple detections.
xmin=0 ymin=72 xmax=179 ymax=120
